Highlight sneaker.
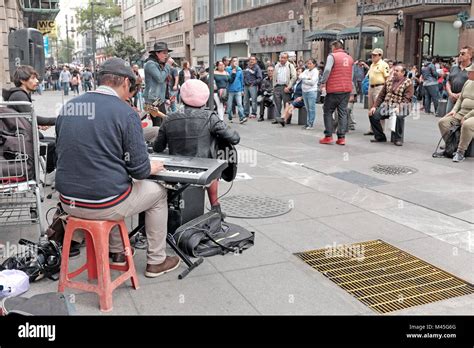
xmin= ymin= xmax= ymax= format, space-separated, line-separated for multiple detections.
xmin=109 ymin=247 xmax=136 ymax=266
xmin=249 ymin=114 xmax=257 ymax=119
xmin=336 ymin=138 xmax=346 ymax=146
xmin=44 ymin=170 xmax=56 ymax=186
xmin=432 ymin=151 xmax=445 ymax=158
xmin=240 ymin=117 xmax=248 ymax=124
xmin=271 ymin=120 xmax=278 ymax=124
xmin=132 ymin=232 xmax=148 ymax=250
xmin=319 ymin=136 xmax=334 ymax=145
xmin=257 ymin=117 xmax=264 ymax=122
xmin=145 ymin=256 xmax=181 ymax=278
xmin=228 ymin=118 xmax=233 ymax=123
xmin=452 ymin=152 xmax=465 ymax=163
xmin=306 ymin=126 xmax=314 ymax=130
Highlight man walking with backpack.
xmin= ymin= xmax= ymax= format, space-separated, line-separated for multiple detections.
xmin=243 ymin=56 xmax=263 ymax=119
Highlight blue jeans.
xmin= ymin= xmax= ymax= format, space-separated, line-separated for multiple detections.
xmin=446 ymin=97 xmax=457 ymax=114
xmin=62 ymin=82 xmax=69 ymax=96
xmin=244 ymin=85 xmax=258 ymax=116
xmin=170 ymin=90 xmax=178 ymax=112
xmin=303 ymin=91 xmax=317 ymax=127
xmin=227 ymin=92 xmax=244 ymax=120
xmin=423 ymin=84 xmax=439 ymax=113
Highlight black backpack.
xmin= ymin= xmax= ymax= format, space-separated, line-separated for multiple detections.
xmin=433 ymin=125 xmax=472 ymax=158
xmin=173 ymin=212 xmax=255 ymax=258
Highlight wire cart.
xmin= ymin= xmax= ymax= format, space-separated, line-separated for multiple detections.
xmin=0 ymin=101 xmax=46 ymax=239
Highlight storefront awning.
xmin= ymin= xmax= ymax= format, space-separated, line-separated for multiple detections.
xmin=337 ymin=27 xmax=384 ymax=40
xmin=305 ymin=29 xmax=339 ymax=42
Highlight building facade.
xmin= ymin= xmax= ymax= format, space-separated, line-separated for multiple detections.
xmin=193 ymin=0 xmax=311 ymax=67
xmin=143 ymin=0 xmax=194 ymax=65
xmin=0 ymin=0 xmax=24 ymax=91
xmin=308 ymin=0 xmax=474 ymax=66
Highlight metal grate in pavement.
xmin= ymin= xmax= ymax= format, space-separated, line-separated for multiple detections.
xmin=295 ymin=240 xmax=474 ymax=314
xmin=220 ymin=195 xmax=292 ymax=219
xmin=372 ymin=164 xmax=418 ymax=176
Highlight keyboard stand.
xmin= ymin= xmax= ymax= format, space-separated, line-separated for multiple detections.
xmin=128 ymin=183 xmax=205 ymax=279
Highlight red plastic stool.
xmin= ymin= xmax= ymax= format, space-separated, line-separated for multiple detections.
xmin=58 ymin=217 xmax=139 ymax=312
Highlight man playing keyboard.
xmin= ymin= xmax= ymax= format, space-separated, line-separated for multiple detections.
xmin=153 ymin=79 xmax=240 ymax=218
xmin=55 ymin=58 xmax=180 ymax=278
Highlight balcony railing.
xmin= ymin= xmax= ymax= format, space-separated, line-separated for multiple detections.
xmin=20 ymin=0 xmax=60 ymax=13
xmin=357 ymin=0 xmax=471 ymax=15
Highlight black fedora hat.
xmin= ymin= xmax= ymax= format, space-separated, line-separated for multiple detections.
xmin=149 ymin=41 xmax=173 ymax=54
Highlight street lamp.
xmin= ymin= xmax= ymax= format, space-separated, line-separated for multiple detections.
xmin=356 ymin=0 xmax=365 ymax=61
xmin=91 ymin=0 xmax=107 ymax=87
xmin=453 ymin=11 xmax=469 ymax=29
xmin=391 ymin=10 xmax=404 ymax=62
xmin=65 ymin=15 xmax=76 ymax=64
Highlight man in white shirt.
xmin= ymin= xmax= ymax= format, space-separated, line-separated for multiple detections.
xmin=272 ymin=52 xmax=297 ymax=122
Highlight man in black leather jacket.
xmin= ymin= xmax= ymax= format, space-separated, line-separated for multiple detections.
xmin=154 ymin=79 xmax=240 ymax=216
xmin=2 ymin=65 xmax=57 ymax=177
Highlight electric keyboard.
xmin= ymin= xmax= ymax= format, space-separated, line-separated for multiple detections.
xmin=148 ymin=154 xmax=228 ymax=186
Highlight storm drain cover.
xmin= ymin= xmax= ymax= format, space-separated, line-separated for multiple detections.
xmin=220 ymin=195 xmax=292 ymax=219
xmin=372 ymin=164 xmax=418 ymax=176
xmin=295 ymin=240 xmax=474 ymax=314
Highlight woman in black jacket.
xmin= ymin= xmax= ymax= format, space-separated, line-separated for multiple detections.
xmin=178 ymin=60 xmax=196 ymax=87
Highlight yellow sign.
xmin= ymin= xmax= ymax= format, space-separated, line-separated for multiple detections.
xmin=37 ymin=21 xmax=56 ymax=38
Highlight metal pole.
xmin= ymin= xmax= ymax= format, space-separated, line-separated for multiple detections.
xmin=66 ymin=15 xmax=70 ymax=64
xmin=91 ymin=1 xmax=96 ymax=89
xmin=356 ymin=0 xmax=365 ymax=60
xmin=208 ymin=0 xmax=215 ymax=111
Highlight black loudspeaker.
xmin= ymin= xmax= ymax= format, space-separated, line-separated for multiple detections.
xmin=8 ymin=28 xmax=45 ymax=80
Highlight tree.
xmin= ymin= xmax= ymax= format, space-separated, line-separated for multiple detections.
xmin=112 ymin=36 xmax=145 ymax=64
xmin=57 ymin=39 xmax=75 ymax=64
xmin=76 ymin=0 xmax=121 ymax=49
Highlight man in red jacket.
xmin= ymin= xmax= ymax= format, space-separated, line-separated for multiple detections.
xmin=319 ymin=41 xmax=354 ymax=145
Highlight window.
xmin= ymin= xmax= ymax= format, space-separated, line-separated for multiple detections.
xmin=215 ymin=0 xmax=224 ymax=17
xmin=195 ymin=0 xmax=208 ymax=23
xmin=145 ymin=8 xmax=183 ymax=31
xmin=123 ymin=0 xmax=134 ymax=9
xmin=144 ymin=0 xmax=163 ymax=8
xmin=147 ymin=34 xmax=184 ymax=51
xmin=124 ymin=15 xmax=136 ymax=30
xmin=229 ymin=0 xmax=245 ymax=13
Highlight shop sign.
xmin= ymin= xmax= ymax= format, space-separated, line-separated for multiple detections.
xmin=260 ymin=35 xmax=286 ymax=46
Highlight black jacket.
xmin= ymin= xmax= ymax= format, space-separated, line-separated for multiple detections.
xmin=178 ymin=69 xmax=196 ymax=86
xmin=154 ymin=107 xmax=240 ymax=158
xmin=2 ymin=88 xmax=56 ymax=126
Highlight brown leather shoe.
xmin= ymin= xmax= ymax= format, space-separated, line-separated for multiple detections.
xmin=109 ymin=247 xmax=135 ymax=266
xmin=145 ymin=256 xmax=180 ymax=278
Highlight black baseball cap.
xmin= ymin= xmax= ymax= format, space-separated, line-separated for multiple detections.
xmin=98 ymin=57 xmax=136 ymax=83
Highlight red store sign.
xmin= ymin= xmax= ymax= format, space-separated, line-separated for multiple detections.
xmin=260 ymin=35 xmax=286 ymax=46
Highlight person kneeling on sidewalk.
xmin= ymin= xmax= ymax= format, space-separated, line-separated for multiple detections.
xmin=436 ymin=64 xmax=474 ymax=162
xmin=55 ymin=58 xmax=180 ymax=278
xmin=154 ymin=79 xmax=240 ymax=217
xmin=368 ymin=64 xmax=414 ymax=146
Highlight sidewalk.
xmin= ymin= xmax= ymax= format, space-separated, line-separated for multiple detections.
xmin=2 ymin=91 xmax=473 ymax=315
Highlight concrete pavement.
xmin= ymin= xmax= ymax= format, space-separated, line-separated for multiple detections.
xmin=1 ymin=90 xmax=473 ymax=315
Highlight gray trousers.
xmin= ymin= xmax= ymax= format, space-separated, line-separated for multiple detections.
xmin=273 ymin=85 xmax=291 ymax=119
xmin=62 ymin=180 xmax=168 ymax=265
xmin=323 ymin=92 xmax=350 ymax=137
